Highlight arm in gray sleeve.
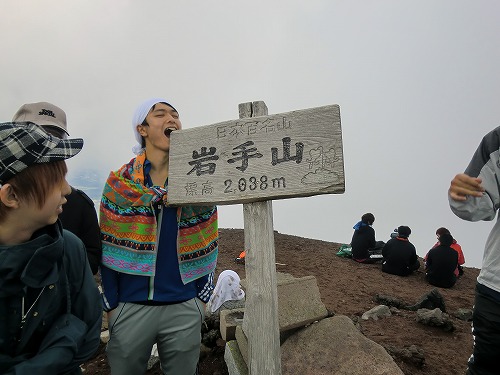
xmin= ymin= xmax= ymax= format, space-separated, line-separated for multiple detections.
xmin=450 ymin=126 xmax=500 ymax=222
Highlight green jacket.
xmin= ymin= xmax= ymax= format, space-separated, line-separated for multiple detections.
xmin=0 ymin=221 xmax=102 ymax=375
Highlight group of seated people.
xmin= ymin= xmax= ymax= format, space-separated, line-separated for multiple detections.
xmin=350 ymin=213 xmax=465 ymax=288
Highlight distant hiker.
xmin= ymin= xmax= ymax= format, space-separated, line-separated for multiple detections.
xmin=424 ymin=233 xmax=459 ymax=288
xmin=382 ymin=225 xmax=420 ymax=276
xmin=100 ymin=98 xmax=219 ymax=375
xmin=448 ymin=125 xmax=500 ymax=375
xmin=12 ymin=102 xmax=102 ymax=275
xmin=207 ymin=270 xmax=245 ymax=314
xmin=0 ymin=122 xmax=102 ymax=374
xmin=235 ymin=250 xmax=246 ymax=264
xmin=426 ymin=227 xmax=465 ymax=277
xmin=350 ymin=213 xmax=384 ymax=263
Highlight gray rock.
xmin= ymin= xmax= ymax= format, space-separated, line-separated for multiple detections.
xmin=281 ymin=315 xmax=404 ymax=375
xmin=224 ymin=340 xmax=249 ymax=375
xmin=416 ymin=308 xmax=455 ymax=331
xmin=374 ymin=294 xmax=408 ymax=309
xmin=147 ymin=344 xmax=159 ymax=370
xmin=453 ymin=308 xmax=473 ymax=321
xmin=385 ymin=344 xmax=425 ymax=369
xmin=361 ymin=305 xmax=392 ymax=321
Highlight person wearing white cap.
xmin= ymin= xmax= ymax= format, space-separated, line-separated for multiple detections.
xmin=12 ymin=102 xmax=102 ymax=275
xmin=0 ymin=122 xmax=102 ymax=374
xmin=100 ymin=98 xmax=219 ymax=375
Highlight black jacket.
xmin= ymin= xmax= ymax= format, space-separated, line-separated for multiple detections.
xmin=382 ymin=237 xmax=420 ymax=276
xmin=59 ymin=187 xmax=102 ymax=274
xmin=0 ymin=221 xmax=102 ymax=374
xmin=351 ymin=225 xmax=376 ymax=260
xmin=425 ymin=245 xmax=459 ymax=288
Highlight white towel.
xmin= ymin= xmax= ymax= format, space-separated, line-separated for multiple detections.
xmin=207 ymin=270 xmax=245 ymax=313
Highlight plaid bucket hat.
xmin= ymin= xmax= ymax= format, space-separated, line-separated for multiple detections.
xmin=0 ymin=122 xmax=83 ymax=185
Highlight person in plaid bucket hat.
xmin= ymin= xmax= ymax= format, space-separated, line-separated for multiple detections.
xmin=0 ymin=122 xmax=102 ymax=374
xmin=12 ymin=102 xmax=102 ymax=275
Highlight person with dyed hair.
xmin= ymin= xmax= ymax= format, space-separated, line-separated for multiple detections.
xmin=0 ymin=122 xmax=101 ymax=374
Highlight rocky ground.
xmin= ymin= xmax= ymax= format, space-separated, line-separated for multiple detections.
xmin=82 ymin=228 xmax=479 ymax=375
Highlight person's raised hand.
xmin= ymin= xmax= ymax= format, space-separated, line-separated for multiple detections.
xmin=449 ymin=173 xmax=484 ymax=201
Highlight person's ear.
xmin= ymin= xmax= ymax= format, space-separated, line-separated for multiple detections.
xmin=0 ymin=184 xmax=20 ymax=208
xmin=137 ymin=124 xmax=148 ymax=137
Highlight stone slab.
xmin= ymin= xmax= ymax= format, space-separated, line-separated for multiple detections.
xmin=224 ymin=340 xmax=249 ymax=375
xmin=241 ymin=272 xmax=328 ymax=334
xmin=220 ymin=308 xmax=245 ymax=341
xmin=235 ymin=325 xmax=249 ymax=366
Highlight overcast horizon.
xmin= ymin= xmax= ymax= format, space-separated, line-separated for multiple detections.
xmin=2 ymin=1 xmax=500 ymax=268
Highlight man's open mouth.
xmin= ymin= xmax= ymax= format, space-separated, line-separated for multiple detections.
xmin=164 ymin=127 xmax=176 ymax=137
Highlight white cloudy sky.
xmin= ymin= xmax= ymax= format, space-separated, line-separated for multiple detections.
xmin=2 ymin=1 xmax=500 ymax=268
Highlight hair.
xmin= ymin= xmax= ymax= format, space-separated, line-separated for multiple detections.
xmin=361 ymin=213 xmax=375 ymax=225
xmin=0 ymin=161 xmax=67 ymax=221
xmin=397 ymin=225 xmax=412 ymax=238
xmin=439 ymin=233 xmax=454 ymax=247
xmin=436 ymin=227 xmax=451 ymax=237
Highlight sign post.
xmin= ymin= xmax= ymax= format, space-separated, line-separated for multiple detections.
xmin=169 ymin=101 xmax=344 ymax=374
xmin=239 ymin=101 xmax=281 ymax=374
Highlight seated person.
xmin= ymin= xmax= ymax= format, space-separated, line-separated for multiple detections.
xmin=427 ymin=227 xmax=465 ymax=277
xmin=351 ymin=213 xmax=382 ymax=263
xmin=424 ymin=233 xmax=459 ymax=288
xmin=382 ymin=225 xmax=420 ymax=276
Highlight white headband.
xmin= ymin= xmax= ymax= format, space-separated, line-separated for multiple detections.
xmin=131 ymin=98 xmax=176 ymax=154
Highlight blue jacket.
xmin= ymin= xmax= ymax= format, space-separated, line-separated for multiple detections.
xmin=101 ymin=205 xmax=213 ymax=311
xmin=101 ymin=160 xmax=214 ymax=311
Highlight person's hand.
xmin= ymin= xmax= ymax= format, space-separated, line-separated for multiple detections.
xmin=106 ymin=308 xmax=117 ymax=325
xmin=449 ymin=173 xmax=484 ymax=201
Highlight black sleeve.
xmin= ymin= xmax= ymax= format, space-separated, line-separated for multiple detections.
xmin=369 ymin=227 xmax=376 ymax=248
xmin=59 ymin=188 xmax=102 ymax=274
xmin=77 ymin=197 xmax=102 ymax=275
xmin=411 ymin=244 xmax=418 ymax=264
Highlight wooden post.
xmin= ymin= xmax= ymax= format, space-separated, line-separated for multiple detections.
xmin=240 ymin=101 xmax=282 ymax=374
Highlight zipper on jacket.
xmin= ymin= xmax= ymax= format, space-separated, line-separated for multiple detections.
xmin=148 ymin=205 xmax=162 ymax=301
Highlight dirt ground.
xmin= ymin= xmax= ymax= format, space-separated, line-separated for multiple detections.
xmin=82 ymin=228 xmax=479 ymax=375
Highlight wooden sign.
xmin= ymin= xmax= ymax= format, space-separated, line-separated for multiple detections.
xmin=168 ymin=104 xmax=344 ymax=205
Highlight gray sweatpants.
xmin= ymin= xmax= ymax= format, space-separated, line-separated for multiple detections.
xmin=106 ymin=298 xmax=205 ymax=375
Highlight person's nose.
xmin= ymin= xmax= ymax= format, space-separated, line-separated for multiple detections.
xmin=164 ymin=113 xmax=179 ymax=128
xmin=62 ymin=179 xmax=71 ymax=197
